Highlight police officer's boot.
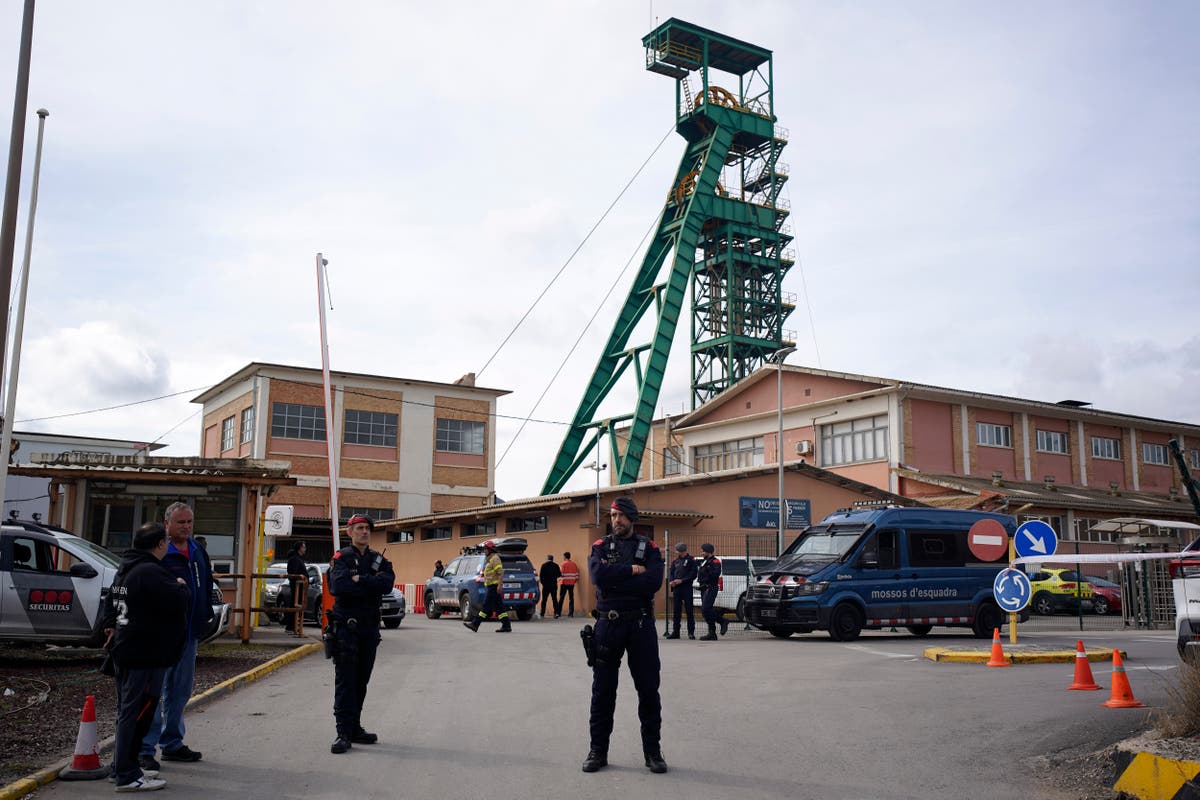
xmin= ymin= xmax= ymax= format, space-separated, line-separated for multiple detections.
xmin=496 ymin=616 xmax=512 ymax=633
xmin=463 ymin=614 xmax=481 ymax=633
xmin=699 ymin=623 xmax=718 ymax=641
xmin=581 ymin=749 xmax=608 ymax=772
xmin=665 ymin=627 xmax=679 ymax=639
xmin=719 ymin=617 xmax=730 ymax=636
xmin=644 ymin=750 xmax=669 ymax=774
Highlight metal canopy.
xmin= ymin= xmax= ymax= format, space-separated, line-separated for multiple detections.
xmin=642 ymin=18 xmax=771 ymax=74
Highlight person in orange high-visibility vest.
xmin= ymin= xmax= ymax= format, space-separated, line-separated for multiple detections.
xmin=558 ymin=552 xmax=580 ymax=618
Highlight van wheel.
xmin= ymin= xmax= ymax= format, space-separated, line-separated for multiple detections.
xmin=460 ymin=593 xmax=474 ymax=618
xmin=973 ymin=602 xmax=1003 ymax=638
xmin=735 ymin=594 xmax=746 ymax=622
xmin=425 ymin=594 xmax=441 ymax=619
xmin=768 ymin=628 xmax=793 ymax=638
xmin=828 ymin=604 xmax=863 ymax=642
xmin=906 ymin=625 xmax=933 ymax=636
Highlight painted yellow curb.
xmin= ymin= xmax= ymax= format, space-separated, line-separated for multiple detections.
xmin=0 ymin=642 xmax=323 ymax=800
xmin=924 ymin=647 xmax=1120 ymax=664
xmin=1113 ymin=750 xmax=1200 ymax=799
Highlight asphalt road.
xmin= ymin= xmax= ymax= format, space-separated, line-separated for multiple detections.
xmin=32 ymin=619 xmax=1183 ymax=800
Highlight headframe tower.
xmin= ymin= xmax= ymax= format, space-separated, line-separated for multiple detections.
xmin=542 ymin=19 xmax=794 ymax=495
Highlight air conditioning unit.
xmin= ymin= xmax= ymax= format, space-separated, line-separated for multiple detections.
xmin=795 ymin=440 xmax=813 ymax=456
xmin=264 ymin=505 xmax=294 ymax=537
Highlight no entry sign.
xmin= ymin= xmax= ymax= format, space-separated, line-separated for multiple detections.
xmin=968 ymin=518 xmax=1008 ymax=562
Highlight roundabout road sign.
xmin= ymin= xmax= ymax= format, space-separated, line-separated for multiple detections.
xmin=993 ymin=568 xmax=1032 ymax=613
xmin=1014 ymin=520 xmax=1058 ymax=560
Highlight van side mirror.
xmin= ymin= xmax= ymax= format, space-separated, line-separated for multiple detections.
xmin=69 ymin=562 xmax=98 ymax=579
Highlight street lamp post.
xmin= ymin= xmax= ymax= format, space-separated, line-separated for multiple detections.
xmin=585 ymin=461 xmax=607 ymax=530
xmin=772 ymin=346 xmax=796 ymax=554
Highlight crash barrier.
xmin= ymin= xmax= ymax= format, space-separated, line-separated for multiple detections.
xmin=58 ymin=695 xmax=108 ymax=781
xmin=407 ymin=583 xmax=425 ymax=614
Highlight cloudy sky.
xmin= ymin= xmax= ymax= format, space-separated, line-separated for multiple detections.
xmin=0 ymin=1 xmax=1196 ymax=501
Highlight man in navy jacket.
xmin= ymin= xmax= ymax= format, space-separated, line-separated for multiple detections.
xmin=140 ymin=502 xmax=213 ymax=770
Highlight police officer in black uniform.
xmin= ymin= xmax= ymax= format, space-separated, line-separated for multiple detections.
xmin=328 ymin=514 xmax=395 ymax=754
xmin=697 ymin=543 xmax=728 ymax=640
xmin=665 ymin=542 xmax=697 ymax=640
xmin=582 ymin=496 xmax=667 ymax=775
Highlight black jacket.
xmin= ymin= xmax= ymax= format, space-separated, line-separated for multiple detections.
xmin=539 ymin=560 xmax=561 ymax=587
xmin=588 ymin=534 xmax=664 ymax=612
xmin=105 ymin=549 xmax=190 ymax=669
xmin=669 ymin=554 xmax=697 ymax=584
xmin=697 ymin=555 xmax=722 ymax=588
xmin=329 ymin=545 xmax=395 ymax=627
xmin=287 ymin=550 xmax=307 ymax=584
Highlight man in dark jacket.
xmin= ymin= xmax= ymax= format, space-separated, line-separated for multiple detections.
xmin=539 ymin=554 xmax=562 ymax=618
xmin=140 ymin=502 xmax=213 ymax=770
xmin=329 ymin=514 xmax=395 ymax=754
xmin=697 ymin=543 xmax=728 ymax=640
xmin=665 ymin=542 xmax=697 ymax=639
xmin=284 ymin=541 xmax=308 ymax=635
xmin=105 ymin=523 xmax=189 ymax=791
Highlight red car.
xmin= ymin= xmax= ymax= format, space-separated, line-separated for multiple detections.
xmin=1088 ymin=576 xmax=1122 ymax=615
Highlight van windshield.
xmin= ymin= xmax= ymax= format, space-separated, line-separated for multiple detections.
xmin=784 ymin=525 xmax=866 ymax=560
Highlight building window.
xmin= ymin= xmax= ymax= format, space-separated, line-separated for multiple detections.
xmin=1035 ymin=430 xmax=1068 ymax=454
xmin=387 ymin=530 xmax=414 ymax=544
xmin=421 ymin=526 xmax=452 ymax=541
xmin=1191 ymin=449 xmax=1200 ymax=470
xmin=821 ymin=415 xmax=889 ymax=466
xmin=339 ymin=507 xmax=394 ymax=523
xmin=1091 ymin=436 xmax=1121 ymax=460
xmin=240 ymin=407 xmax=254 ymax=444
xmin=976 ymin=422 xmax=1012 ymax=449
xmin=663 ymin=448 xmax=683 ymax=476
xmin=1071 ymin=517 xmax=1114 ymax=543
xmin=1142 ymin=443 xmax=1169 ymax=466
xmin=344 ymin=410 xmax=398 ymax=447
xmin=271 ymin=402 xmax=326 ymax=441
xmin=506 ymin=516 xmax=548 ymax=533
xmin=436 ymin=418 xmax=485 ymax=454
xmin=462 ymin=521 xmax=496 ymax=538
xmin=694 ymin=437 xmax=764 ymax=473
xmin=220 ymin=416 xmax=236 ymax=452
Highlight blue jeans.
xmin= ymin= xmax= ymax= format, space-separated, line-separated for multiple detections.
xmin=141 ymin=636 xmax=198 ymax=755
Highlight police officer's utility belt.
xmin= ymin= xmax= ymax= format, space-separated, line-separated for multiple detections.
xmin=591 ymin=608 xmax=649 ymax=622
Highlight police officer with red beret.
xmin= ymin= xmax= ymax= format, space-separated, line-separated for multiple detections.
xmin=582 ymin=496 xmax=667 ymax=774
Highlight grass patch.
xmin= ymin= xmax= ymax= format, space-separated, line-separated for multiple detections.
xmin=1155 ymin=661 xmax=1200 ymax=738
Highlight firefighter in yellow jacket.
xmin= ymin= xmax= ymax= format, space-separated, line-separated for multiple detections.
xmin=463 ymin=540 xmax=512 ymax=633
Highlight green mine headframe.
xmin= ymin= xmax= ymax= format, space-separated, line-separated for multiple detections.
xmin=541 ymin=18 xmax=795 ymax=496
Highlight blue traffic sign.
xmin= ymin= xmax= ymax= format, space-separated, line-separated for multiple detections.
xmin=1014 ymin=520 xmax=1058 ymax=559
xmin=993 ymin=568 xmax=1032 ymax=613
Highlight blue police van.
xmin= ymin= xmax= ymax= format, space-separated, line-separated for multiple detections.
xmin=743 ymin=506 xmax=1022 ymax=641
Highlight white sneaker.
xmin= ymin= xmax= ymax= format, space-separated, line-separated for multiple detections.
xmin=115 ymin=777 xmax=165 ymax=792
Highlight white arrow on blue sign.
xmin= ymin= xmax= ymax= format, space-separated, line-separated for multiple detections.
xmin=1013 ymin=520 xmax=1058 ymax=559
xmin=993 ymin=568 xmax=1032 ymax=612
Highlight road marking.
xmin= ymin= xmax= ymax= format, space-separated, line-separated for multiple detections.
xmin=844 ymin=644 xmax=918 ymax=659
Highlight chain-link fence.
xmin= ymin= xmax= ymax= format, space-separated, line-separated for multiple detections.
xmin=656 ymin=530 xmax=779 ymax=637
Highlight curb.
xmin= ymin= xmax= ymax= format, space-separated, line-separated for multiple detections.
xmin=0 ymin=642 xmax=322 ymax=800
xmin=923 ymin=647 xmax=1121 ymax=664
xmin=1113 ymin=749 xmax=1200 ymax=799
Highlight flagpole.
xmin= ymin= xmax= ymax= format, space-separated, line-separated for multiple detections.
xmin=316 ymin=253 xmax=339 ymax=553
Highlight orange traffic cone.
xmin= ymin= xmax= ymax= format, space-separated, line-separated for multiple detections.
xmin=58 ymin=694 xmax=110 ymax=780
xmin=1068 ymin=640 xmax=1101 ymax=691
xmin=986 ymin=627 xmax=1010 ymax=667
xmin=1104 ymin=649 xmax=1144 ymax=708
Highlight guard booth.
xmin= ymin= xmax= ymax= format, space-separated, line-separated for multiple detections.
xmin=1089 ymin=518 xmax=1200 ymax=629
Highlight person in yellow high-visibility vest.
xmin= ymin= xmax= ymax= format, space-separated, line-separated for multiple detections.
xmin=463 ymin=540 xmax=512 ymax=633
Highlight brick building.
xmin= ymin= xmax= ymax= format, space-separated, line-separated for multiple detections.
xmin=193 ymin=363 xmax=508 ymax=557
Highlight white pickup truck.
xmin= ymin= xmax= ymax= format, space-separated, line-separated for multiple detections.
xmin=692 ymin=555 xmax=779 ymax=620
xmin=1 ymin=521 xmax=229 ymax=647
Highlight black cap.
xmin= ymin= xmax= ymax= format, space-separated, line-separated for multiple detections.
xmin=674 ymin=542 xmax=688 ymax=552
xmin=611 ymin=496 xmax=639 ymax=522
xmin=701 ymin=543 xmax=714 ymax=553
